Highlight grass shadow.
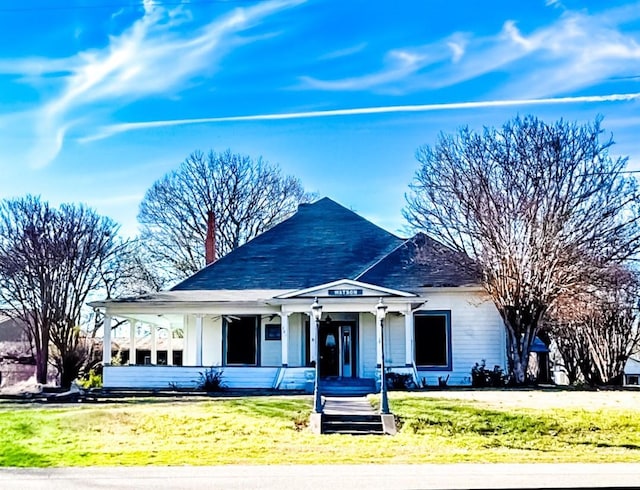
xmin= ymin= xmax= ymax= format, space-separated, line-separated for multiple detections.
xmin=0 ymin=442 xmax=53 ymax=467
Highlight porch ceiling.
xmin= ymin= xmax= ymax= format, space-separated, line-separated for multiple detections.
xmin=90 ymin=289 xmax=293 ymax=309
xmin=94 ymin=288 xmax=428 ymax=318
xmin=111 ymin=313 xmax=185 ymax=328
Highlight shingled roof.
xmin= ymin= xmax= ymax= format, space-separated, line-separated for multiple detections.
xmin=172 ymin=197 xmax=404 ymax=290
xmin=171 ymin=198 xmax=479 ymax=292
xmin=358 ymin=233 xmax=479 ymax=289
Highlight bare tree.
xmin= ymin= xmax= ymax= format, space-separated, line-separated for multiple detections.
xmin=138 ymin=149 xmax=314 ymax=281
xmin=0 ymin=196 xmax=121 ymax=387
xmin=96 ymin=239 xmax=165 ymax=299
xmin=81 ymin=239 xmax=165 ymax=376
xmin=404 ymin=116 xmax=640 ymax=384
xmin=548 ymin=266 xmax=640 ymax=385
xmin=547 ymin=324 xmax=590 ymax=385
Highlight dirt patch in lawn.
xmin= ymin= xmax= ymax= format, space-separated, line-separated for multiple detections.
xmin=410 ymin=388 xmax=640 ymax=410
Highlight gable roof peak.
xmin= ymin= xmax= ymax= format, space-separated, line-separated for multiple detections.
xmin=171 ymin=195 xmax=403 ymax=291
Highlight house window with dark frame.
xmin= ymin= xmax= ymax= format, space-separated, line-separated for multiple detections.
xmin=265 ymin=324 xmax=281 ymax=341
xmin=225 ymin=316 xmax=259 ymax=365
xmin=414 ymin=311 xmax=452 ymax=370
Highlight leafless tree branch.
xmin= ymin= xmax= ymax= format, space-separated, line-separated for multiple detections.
xmin=138 ymin=149 xmax=315 ymax=282
xmin=404 ymin=116 xmax=640 ymax=384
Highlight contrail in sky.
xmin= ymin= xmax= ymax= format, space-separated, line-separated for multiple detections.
xmin=81 ymin=92 xmax=640 ymax=142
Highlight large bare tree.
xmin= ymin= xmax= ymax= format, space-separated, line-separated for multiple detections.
xmin=138 ymin=149 xmax=313 ymax=281
xmin=548 ymin=265 xmax=640 ymax=385
xmin=0 ymin=196 xmax=122 ymax=387
xmin=404 ymin=116 xmax=640 ymax=384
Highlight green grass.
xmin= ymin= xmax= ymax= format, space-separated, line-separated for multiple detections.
xmin=1 ymin=393 xmax=639 ymax=467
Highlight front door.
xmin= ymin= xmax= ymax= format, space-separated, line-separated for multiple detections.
xmin=319 ymin=322 xmax=356 ymax=378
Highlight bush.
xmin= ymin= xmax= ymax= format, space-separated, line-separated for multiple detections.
xmin=198 ymin=367 xmax=226 ymax=392
xmin=386 ymin=372 xmax=415 ymax=390
xmin=78 ymin=369 xmax=102 ymax=390
xmin=471 ymin=360 xmax=508 ymax=388
xmin=78 ymin=369 xmax=102 ymax=389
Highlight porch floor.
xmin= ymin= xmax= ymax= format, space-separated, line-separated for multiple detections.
xmin=320 ymin=377 xmax=376 ymax=396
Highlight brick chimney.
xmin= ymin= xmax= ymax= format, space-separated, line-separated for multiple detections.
xmin=205 ymin=210 xmax=216 ymax=265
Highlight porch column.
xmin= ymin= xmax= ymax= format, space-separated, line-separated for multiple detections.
xmin=150 ymin=325 xmax=157 ymax=365
xmin=308 ymin=313 xmax=317 ymax=363
xmin=167 ymin=327 xmax=174 ymax=366
xmin=280 ymin=313 xmax=289 ymax=367
xmin=376 ymin=312 xmax=382 ymax=366
xmin=129 ymin=321 xmax=137 ymax=365
xmin=195 ymin=315 xmax=203 ymax=366
xmin=404 ymin=310 xmax=414 ymax=366
xmin=102 ymin=314 xmax=112 ymax=365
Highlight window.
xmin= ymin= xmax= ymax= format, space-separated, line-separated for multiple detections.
xmin=265 ymin=324 xmax=281 ymax=341
xmin=173 ymin=350 xmax=183 ymax=366
xmin=414 ymin=311 xmax=452 ymax=370
xmin=225 ymin=316 xmax=259 ymax=365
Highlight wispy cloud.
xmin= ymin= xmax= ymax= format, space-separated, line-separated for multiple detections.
xmin=300 ymin=35 xmax=462 ymax=92
xmin=489 ymin=8 xmax=640 ymax=98
xmin=319 ymin=42 xmax=368 ymax=61
xmin=545 ymin=0 xmax=564 ymax=9
xmin=82 ymin=92 xmax=640 ymax=141
xmin=300 ymin=3 xmax=640 ymax=98
xmin=5 ymin=0 xmax=305 ymax=168
xmin=447 ymin=40 xmax=466 ymax=63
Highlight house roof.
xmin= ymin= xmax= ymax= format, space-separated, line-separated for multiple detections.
xmin=172 ymin=197 xmax=405 ymax=291
xmin=358 ymin=233 xmax=478 ymax=289
xmin=93 ymin=198 xmax=480 ymax=310
xmin=0 ymin=313 xmax=28 ymax=343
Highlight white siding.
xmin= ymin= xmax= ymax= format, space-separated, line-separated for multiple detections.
xmin=104 ymin=365 xmax=279 ymax=389
xmin=414 ymin=290 xmax=505 ymax=386
xmin=105 ymin=290 xmax=504 ymax=388
xmin=287 ymin=313 xmax=304 ymax=367
xmin=260 ymin=316 xmax=281 ymax=366
xmin=360 ymin=312 xmax=377 ymax=378
xmin=183 ymin=315 xmax=196 ymax=366
xmin=386 ymin=314 xmax=406 ymax=367
xmin=202 ymin=316 xmax=222 ymax=366
xmin=277 ymin=367 xmax=315 ymax=391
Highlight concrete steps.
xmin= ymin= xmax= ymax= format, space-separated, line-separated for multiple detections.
xmin=321 ymin=414 xmax=384 ymax=435
xmin=312 ymin=395 xmax=396 ymax=435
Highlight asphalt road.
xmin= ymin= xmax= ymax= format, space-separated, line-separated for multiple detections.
xmin=1 ymin=464 xmax=639 ymax=489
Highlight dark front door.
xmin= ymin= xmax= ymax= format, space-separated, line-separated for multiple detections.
xmin=319 ymin=325 xmax=339 ymax=377
xmin=319 ymin=322 xmax=357 ymax=378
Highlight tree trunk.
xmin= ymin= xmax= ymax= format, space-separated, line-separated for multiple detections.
xmin=505 ymin=321 xmax=532 ymax=385
xmin=511 ymin=354 xmax=527 ymax=385
xmin=35 ymin=342 xmax=48 ymax=385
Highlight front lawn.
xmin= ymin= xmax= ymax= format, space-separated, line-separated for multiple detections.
xmin=1 ymin=392 xmax=639 ymax=467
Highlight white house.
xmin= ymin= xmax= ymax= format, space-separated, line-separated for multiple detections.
xmin=624 ymin=357 xmax=640 ymax=387
xmin=90 ymin=197 xmax=507 ymax=393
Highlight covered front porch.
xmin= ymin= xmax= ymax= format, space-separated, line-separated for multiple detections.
xmin=94 ymin=280 xmax=424 ymax=392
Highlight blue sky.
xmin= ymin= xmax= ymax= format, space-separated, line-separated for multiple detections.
xmin=0 ymin=0 xmax=639 ymax=237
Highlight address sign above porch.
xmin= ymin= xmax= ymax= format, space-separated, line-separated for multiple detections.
xmin=328 ymin=288 xmax=363 ymax=296
xmin=275 ymin=279 xmax=416 ymax=299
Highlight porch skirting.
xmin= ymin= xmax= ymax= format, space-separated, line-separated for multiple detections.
xmin=103 ymin=365 xmax=316 ymax=391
